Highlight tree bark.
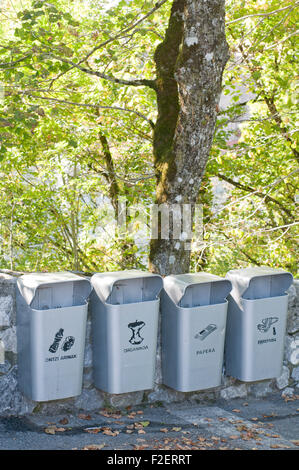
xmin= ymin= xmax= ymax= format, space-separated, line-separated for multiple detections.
xmin=149 ymin=0 xmax=230 ymax=275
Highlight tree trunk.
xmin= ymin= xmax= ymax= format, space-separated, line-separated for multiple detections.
xmin=149 ymin=0 xmax=229 ymax=275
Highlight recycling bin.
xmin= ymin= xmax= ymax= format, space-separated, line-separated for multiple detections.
xmin=161 ymin=273 xmax=232 ymax=392
xmin=224 ymin=267 xmax=293 ymax=382
xmin=16 ymin=272 xmax=91 ymax=402
xmin=90 ymin=270 xmax=163 ymax=394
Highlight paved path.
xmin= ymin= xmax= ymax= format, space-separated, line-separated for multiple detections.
xmin=0 ymin=393 xmax=298 ymax=450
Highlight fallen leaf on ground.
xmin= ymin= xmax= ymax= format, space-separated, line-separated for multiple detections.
xmin=78 ymin=414 xmax=92 ymax=420
xmin=138 ymin=429 xmax=146 ymax=434
xmin=44 ymin=427 xmax=56 ymax=435
xmin=44 ymin=425 xmax=66 ymax=435
xmin=59 ymin=418 xmax=69 ymax=425
xmin=82 ymin=444 xmax=105 ymax=450
xmin=171 ymin=427 xmax=182 ymax=432
xmin=160 ymin=428 xmax=168 ymax=433
xmin=271 ymin=444 xmax=291 ymax=449
xmin=140 ymin=421 xmax=150 ymax=427
xmin=100 ymin=410 xmax=122 ymax=419
xmin=232 ymin=409 xmax=241 ymax=413
xmin=84 ymin=427 xmax=102 ymax=434
xmin=102 ymin=428 xmax=120 ymax=437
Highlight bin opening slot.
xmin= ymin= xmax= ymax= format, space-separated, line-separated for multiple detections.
xmin=179 ymin=283 xmax=211 ymax=308
xmin=107 ymin=277 xmax=162 ymax=305
xmin=178 ymin=280 xmax=232 ymax=307
xmin=26 ymin=281 xmax=90 ymax=309
xmin=243 ymin=273 xmax=293 ymax=300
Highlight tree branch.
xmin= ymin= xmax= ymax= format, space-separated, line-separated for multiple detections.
xmin=217 ymin=173 xmax=293 ymax=219
xmin=45 ymin=54 xmax=157 ymax=90
xmin=79 ymin=0 xmax=168 ymax=65
xmin=26 ymin=93 xmax=155 ymax=128
xmin=227 ymin=2 xmax=299 ymax=25
xmin=46 ymin=1 xmax=168 ymax=89
xmin=0 ymin=54 xmax=31 ymax=69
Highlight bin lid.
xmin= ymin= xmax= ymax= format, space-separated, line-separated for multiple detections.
xmin=226 ymin=267 xmax=293 ymax=300
xmin=163 ymin=273 xmax=232 ymax=306
xmin=17 ymin=272 xmax=91 ymax=306
xmin=90 ymin=270 xmax=163 ymax=303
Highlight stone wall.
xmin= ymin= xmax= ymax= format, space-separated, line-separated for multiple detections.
xmin=0 ymin=274 xmax=298 ymax=416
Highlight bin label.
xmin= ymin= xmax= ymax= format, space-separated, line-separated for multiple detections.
xmin=49 ymin=328 xmax=75 ymax=353
xmin=194 ymin=324 xmax=217 ymax=357
xmin=196 ymin=347 xmax=216 ymax=356
xmin=257 ymin=317 xmax=279 ymax=345
xmin=46 ymin=328 xmax=76 ymax=362
xmin=123 ymin=319 xmax=150 ymax=354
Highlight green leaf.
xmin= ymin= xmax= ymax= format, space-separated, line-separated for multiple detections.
xmin=68 ymin=139 xmax=78 ymax=148
xmin=140 ymin=421 xmax=150 ymax=427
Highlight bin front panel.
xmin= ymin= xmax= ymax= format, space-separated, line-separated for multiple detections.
xmin=225 ymin=294 xmax=288 ymax=381
xmin=162 ymin=300 xmax=228 ymax=392
xmin=92 ymin=299 xmax=159 ymax=394
xmin=28 ymin=304 xmax=87 ymax=401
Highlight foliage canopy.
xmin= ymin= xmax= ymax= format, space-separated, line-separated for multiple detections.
xmin=0 ymin=0 xmax=298 ymax=276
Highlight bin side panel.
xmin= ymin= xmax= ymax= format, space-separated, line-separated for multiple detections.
xmin=26 ymin=304 xmax=87 ymax=401
xmin=225 ymin=295 xmax=288 ymax=381
xmin=91 ymin=293 xmax=124 ymax=392
xmin=91 ymin=290 xmax=111 ymax=391
xmin=16 ymin=289 xmax=33 ymax=399
xmin=161 ymin=291 xmax=180 ymax=390
xmin=225 ymin=294 xmax=248 ymax=379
